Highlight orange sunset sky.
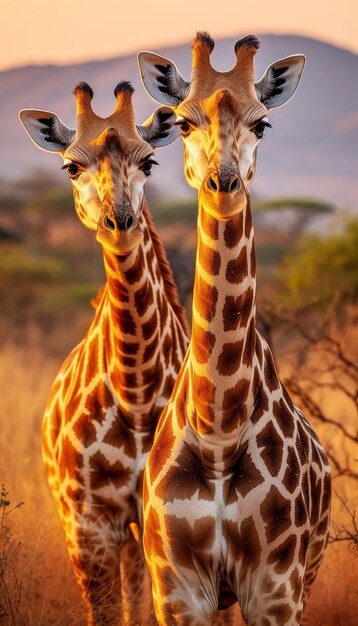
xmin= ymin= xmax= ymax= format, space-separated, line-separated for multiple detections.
xmin=1 ymin=0 xmax=357 ymax=71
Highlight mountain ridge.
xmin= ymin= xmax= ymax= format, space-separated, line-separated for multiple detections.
xmin=1 ymin=34 xmax=357 ymax=207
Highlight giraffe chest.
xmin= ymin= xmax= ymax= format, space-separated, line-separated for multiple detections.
xmin=146 ymin=405 xmax=330 ymax=575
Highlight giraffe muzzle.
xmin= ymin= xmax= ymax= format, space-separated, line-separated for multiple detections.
xmin=96 ymin=208 xmax=143 ymax=254
xmin=200 ymin=171 xmax=246 ymax=219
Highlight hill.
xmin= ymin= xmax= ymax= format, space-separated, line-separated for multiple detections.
xmin=0 ymin=34 xmax=357 ymax=206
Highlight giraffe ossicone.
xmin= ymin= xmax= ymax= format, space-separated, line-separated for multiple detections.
xmin=138 ymin=33 xmax=331 ymax=626
xmin=19 ymin=81 xmax=189 ymax=625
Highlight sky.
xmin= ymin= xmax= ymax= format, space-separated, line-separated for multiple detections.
xmin=1 ymin=0 xmax=357 ymax=71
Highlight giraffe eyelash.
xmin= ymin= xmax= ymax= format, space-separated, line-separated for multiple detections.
xmin=61 ymin=161 xmax=83 ymax=170
xmin=140 ymin=158 xmax=159 ymax=177
xmin=62 ymin=162 xmax=83 ymax=179
xmin=253 ymin=119 xmax=272 ymax=140
xmin=174 ymin=118 xmax=194 ymax=136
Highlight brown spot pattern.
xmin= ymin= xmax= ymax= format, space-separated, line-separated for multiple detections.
xmin=142 ymin=310 xmax=157 ymax=340
xmin=124 ymin=247 xmax=144 ymax=284
xmin=194 ymin=277 xmax=218 ymax=323
xmin=166 ymin=515 xmax=215 ymax=570
xmin=282 ymin=447 xmax=301 ymax=494
xmin=242 ymin=318 xmax=256 ymax=367
xmin=290 ymin=567 xmax=302 ymax=603
xmin=225 ymin=444 xmax=264 ymax=500
xmin=90 ymin=450 xmax=131 ymax=491
xmin=192 ymin=324 xmax=216 ymax=364
xmin=267 ymin=602 xmax=293 ymax=625
xmin=298 ymin=529 xmax=310 ymax=565
xmin=117 ymin=309 xmax=136 ymax=336
xmin=223 ymin=295 xmax=242 ymax=331
xmin=145 ymin=508 xmax=167 ymax=561
xmin=272 ymin=398 xmax=295 ymax=438
xmin=264 ymin=354 xmax=279 ymax=393
xmin=198 ymin=238 xmax=221 ymax=275
xmin=148 ymin=416 xmax=174 ymax=483
xmin=217 ymin=340 xmax=244 ymax=376
xmin=201 ymin=211 xmax=219 ymax=240
xmin=268 ymin=534 xmax=297 ymax=574
xmin=84 ymin=381 xmax=114 ymax=423
xmin=134 ymin=282 xmax=153 ymax=316
xmin=260 ymin=486 xmax=292 ymax=543
xmin=226 ymin=247 xmax=247 ymax=283
xmin=59 ymin=435 xmax=84 ymax=483
xmin=222 ymin=516 xmax=261 ymax=575
xmin=256 ymin=421 xmax=283 ymax=477
xmin=73 ymin=413 xmax=98 ymax=448
xmin=224 ymin=217 xmax=243 ymax=249
xmin=157 ymin=445 xmax=215 ymax=503
xmin=222 ymin=377 xmax=250 ymax=431
xmin=102 ymin=412 xmax=137 ymax=458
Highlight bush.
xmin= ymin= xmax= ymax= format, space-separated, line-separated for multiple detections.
xmin=280 ymin=217 xmax=358 ymax=309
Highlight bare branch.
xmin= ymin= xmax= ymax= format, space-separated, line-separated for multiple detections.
xmin=330 ymin=491 xmax=358 ymax=549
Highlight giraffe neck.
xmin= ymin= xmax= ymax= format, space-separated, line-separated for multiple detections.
xmin=96 ymin=202 xmax=181 ymax=430
xmin=189 ymin=195 xmax=257 ymax=443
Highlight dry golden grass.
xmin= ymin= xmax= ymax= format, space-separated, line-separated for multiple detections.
xmin=0 ymin=322 xmax=357 ymax=624
xmin=0 ymin=340 xmax=86 ymax=624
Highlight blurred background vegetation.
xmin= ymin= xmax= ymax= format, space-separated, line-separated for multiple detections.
xmin=0 ymin=171 xmax=357 ymax=624
xmin=1 ymin=170 xmax=357 ymax=349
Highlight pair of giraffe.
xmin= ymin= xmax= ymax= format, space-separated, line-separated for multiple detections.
xmin=20 ymin=32 xmax=331 ymax=626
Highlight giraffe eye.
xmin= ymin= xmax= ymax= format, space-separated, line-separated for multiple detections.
xmin=253 ymin=119 xmax=272 ymax=139
xmin=140 ymin=158 xmax=158 ymax=177
xmin=66 ymin=163 xmax=80 ymax=179
xmin=174 ymin=118 xmax=192 ymax=136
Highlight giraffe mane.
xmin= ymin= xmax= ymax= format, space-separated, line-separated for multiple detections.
xmin=142 ymin=201 xmax=189 ymax=336
xmin=91 ymin=284 xmax=107 ymax=309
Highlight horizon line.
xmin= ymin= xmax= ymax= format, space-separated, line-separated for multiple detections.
xmin=0 ymin=30 xmax=357 ymax=74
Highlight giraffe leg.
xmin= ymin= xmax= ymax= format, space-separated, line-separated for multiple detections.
xmin=120 ymin=531 xmax=155 ymax=626
xmin=64 ymin=520 xmax=122 ymax=626
xmin=237 ymin=572 xmax=304 ymax=626
xmin=147 ymin=560 xmax=217 ymax=626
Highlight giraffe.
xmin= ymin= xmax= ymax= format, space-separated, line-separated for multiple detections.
xmin=137 ymin=33 xmax=332 ymax=626
xmin=19 ymin=81 xmax=189 ymax=625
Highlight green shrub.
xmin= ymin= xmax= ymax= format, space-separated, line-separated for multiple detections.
xmin=280 ymin=217 xmax=358 ymax=309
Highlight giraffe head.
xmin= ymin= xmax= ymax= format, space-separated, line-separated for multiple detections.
xmin=138 ymin=33 xmax=305 ymax=219
xmin=19 ymin=82 xmax=179 ymax=254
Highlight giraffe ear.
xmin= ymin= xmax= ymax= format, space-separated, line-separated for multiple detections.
xmin=19 ymin=109 xmax=75 ymax=153
xmin=137 ymin=106 xmax=180 ymax=147
xmin=255 ymin=55 xmax=306 ymax=109
xmin=137 ymin=51 xmax=190 ymax=106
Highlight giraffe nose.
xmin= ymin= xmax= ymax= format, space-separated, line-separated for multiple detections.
xmin=207 ymin=174 xmax=218 ymax=192
xmin=104 ymin=210 xmax=137 ymax=232
xmin=206 ymin=171 xmax=241 ymax=195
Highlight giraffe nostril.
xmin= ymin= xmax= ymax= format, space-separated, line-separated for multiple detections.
xmin=125 ymin=214 xmax=134 ymax=230
xmin=105 ymin=215 xmax=116 ymax=231
xmin=229 ymin=178 xmax=240 ymax=193
xmin=207 ymin=176 xmax=218 ymax=192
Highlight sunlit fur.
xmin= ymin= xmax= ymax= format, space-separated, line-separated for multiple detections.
xmin=177 ymin=88 xmax=265 ymax=197
xmin=20 ymin=83 xmax=189 ymax=625
xmin=61 ymin=88 xmax=154 ymax=255
xmin=174 ymin=39 xmax=268 ymax=222
xmin=140 ymin=33 xmax=331 ymax=626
